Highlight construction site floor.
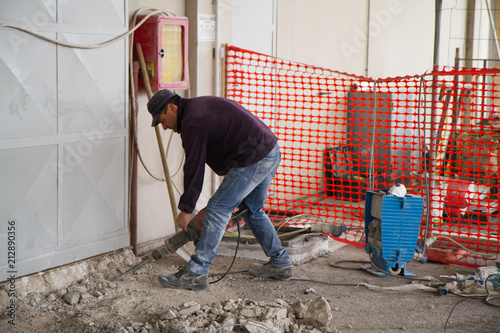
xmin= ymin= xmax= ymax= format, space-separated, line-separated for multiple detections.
xmin=1 ymin=238 xmax=498 ymax=333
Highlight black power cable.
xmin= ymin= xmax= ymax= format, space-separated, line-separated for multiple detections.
xmin=444 ymin=298 xmax=467 ymax=333
xmin=209 ymin=218 xmax=242 ymax=284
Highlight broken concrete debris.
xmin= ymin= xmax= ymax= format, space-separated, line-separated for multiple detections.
xmin=13 ymin=286 xmax=334 ymax=333
xmin=62 ymin=291 xmax=81 ymax=305
xmin=292 ymin=296 xmax=332 ymax=328
xmin=304 ymin=296 xmax=333 ymax=328
xmin=147 ymin=297 xmax=333 ymax=333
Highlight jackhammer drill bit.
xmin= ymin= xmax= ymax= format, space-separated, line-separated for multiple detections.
xmin=114 ymin=204 xmax=249 ymax=281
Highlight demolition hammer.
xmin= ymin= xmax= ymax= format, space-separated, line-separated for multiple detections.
xmin=114 ymin=204 xmax=249 ymax=281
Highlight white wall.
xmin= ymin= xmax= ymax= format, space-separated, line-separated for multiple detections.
xmin=366 ymin=0 xmax=435 ymax=78
xmin=437 ymin=0 xmax=467 ymax=67
xmin=437 ymin=0 xmax=497 ymax=68
xmin=277 ymin=0 xmax=370 ymax=76
xmin=232 ymin=0 xmax=277 ymax=55
xmin=277 ymin=0 xmax=436 ymax=79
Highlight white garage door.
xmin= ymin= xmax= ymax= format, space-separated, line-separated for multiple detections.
xmin=0 ymin=0 xmax=130 ymax=282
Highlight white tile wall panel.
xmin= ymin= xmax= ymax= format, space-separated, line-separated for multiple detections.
xmin=0 ymin=145 xmax=58 ymax=254
xmin=58 ymin=0 xmax=125 ymax=27
xmin=62 ymin=137 xmax=126 ymax=243
xmin=0 ymin=1 xmax=57 ymax=26
xmin=0 ymin=30 xmax=57 ymax=140
xmin=58 ymin=33 xmax=126 ymax=134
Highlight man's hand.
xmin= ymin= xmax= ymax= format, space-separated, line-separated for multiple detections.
xmin=175 ymin=212 xmax=191 ymax=232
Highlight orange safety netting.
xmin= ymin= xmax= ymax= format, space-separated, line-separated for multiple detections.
xmin=225 ymin=45 xmax=500 ymax=268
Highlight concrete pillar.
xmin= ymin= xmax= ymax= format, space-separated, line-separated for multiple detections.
xmin=186 ymin=0 xmax=215 ymax=97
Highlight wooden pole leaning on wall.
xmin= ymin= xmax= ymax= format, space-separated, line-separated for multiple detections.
xmin=135 ymin=43 xmax=179 ymax=226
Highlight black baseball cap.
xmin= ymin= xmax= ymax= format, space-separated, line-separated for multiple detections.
xmin=147 ymin=89 xmax=177 ymax=127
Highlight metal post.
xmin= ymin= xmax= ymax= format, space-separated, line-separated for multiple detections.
xmin=433 ymin=0 xmax=442 ymax=67
xmin=485 ymin=0 xmax=500 ymax=59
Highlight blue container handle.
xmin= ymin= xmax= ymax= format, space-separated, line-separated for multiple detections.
xmin=401 ymin=197 xmax=406 ymax=210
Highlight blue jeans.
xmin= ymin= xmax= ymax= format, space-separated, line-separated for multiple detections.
xmin=187 ymin=142 xmax=291 ymax=275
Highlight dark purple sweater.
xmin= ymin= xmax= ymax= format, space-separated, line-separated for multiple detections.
xmin=177 ymin=96 xmax=277 ymax=214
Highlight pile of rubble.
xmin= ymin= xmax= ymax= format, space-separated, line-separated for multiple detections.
xmin=6 ymin=286 xmax=334 ymax=333
xmin=82 ymin=295 xmax=333 ymax=333
xmin=143 ymin=296 xmax=332 ymax=333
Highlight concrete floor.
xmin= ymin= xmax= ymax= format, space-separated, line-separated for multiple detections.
xmin=2 ymin=235 xmax=499 ymax=332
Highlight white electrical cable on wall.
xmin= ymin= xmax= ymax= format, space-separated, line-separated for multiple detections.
xmin=0 ymin=9 xmax=176 ymax=49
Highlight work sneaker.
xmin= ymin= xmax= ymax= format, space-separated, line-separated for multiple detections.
xmin=158 ymin=266 xmax=208 ymax=290
xmin=248 ymin=261 xmax=293 ymax=281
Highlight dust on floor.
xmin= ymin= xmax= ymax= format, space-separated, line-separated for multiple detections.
xmin=1 ymin=240 xmax=499 ymax=333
